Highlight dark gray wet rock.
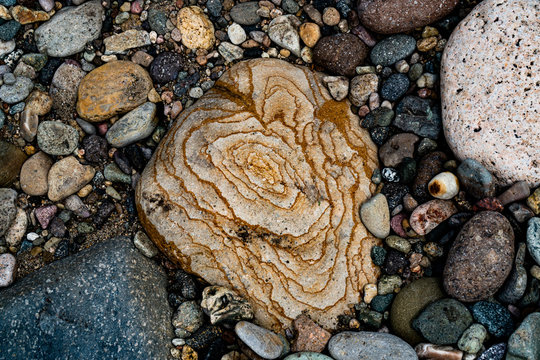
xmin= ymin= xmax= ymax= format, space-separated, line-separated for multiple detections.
xmin=0 ymin=237 xmax=173 ymax=360
xmin=393 ymin=96 xmax=442 ymax=139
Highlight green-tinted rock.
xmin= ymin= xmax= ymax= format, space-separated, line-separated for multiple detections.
xmin=0 ymin=140 xmax=27 ymax=187
xmin=458 ymin=323 xmax=487 ymax=354
xmin=471 ymin=301 xmax=513 ymax=338
xmin=385 ymin=235 xmax=411 ymax=253
xmin=371 ymin=294 xmax=394 ymax=313
xmin=104 ymin=163 xmax=131 ymax=184
xmin=390 ymin=277 xmax=445 ymax=344
xmin=371 ymin=246 xmax=386 ymax=266
xmin=413 ymin=298 xmax=473 ymax=345
xmin=377 ymin=275 xmax=402 ymax=295
xmin=507 ymin=312 xmax=540 ymax=360
xmin=21 ymin=53 xmax=48 ymax=71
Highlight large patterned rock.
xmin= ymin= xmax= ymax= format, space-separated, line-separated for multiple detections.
xmin=136 ymin=58 xmax=379 ymax=331
xmin=441 ymin=0 xmax=540 ymax=187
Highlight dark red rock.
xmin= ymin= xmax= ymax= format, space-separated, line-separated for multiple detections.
xmin=35 ymin=205 xmax=57 ymax=229
xmin=357 ymin=0 xmax=459 ymax=34
xmin=473 ymin=197 xmax=504 ymax=212
xmin=312 ymin=33 xmax=369 ymax=77
xmin=444 ymin=211 xmax=514 ymax=302
xmin=291 ymin=314 xmax=331 ymax=353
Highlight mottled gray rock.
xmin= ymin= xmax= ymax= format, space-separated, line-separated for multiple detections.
xmin=37 ymin=121 xmax=79 ymax=156
xmin=0 ymin=237 xmax=173 ymax=359
xmin=268 ymin=15 xmax=301 ymax=56
xmin=106 ymin=102 xmax=157 ymax=148
xmin=34 ymin=1 xmax=104 ymax=57
xmin=498 ymin=242 xmax=527 ymax=304
xmin=0 ymin=75 xmax=33 ymax=104
xmin=0 ymin=188 xmax=17 ymax=237
xmin=201 ymin=286 xmax=254 ymax=325
xmin=235 ymin=321 xmax=290 ymax=359
xmin=370 ymin=35 xmax=416 ymax=66
xmin=328 ymin=331 xmax=418 ymax=360
xmin=456 ymin=158 xmax=496 ymax=199
xmin=507 ymin=312 xmax=540 ymax=360
xmin=230 ymin=2 xmax=261 ymax=25
xmin=527 ymin=217 xmax=540 ymax=266
xmin=172 ymin=301 xmax=205 ymax=334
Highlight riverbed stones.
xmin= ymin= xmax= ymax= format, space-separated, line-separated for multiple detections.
xmin=76 ymin=61 xmax=153 ymax=122
xmin=506 ymin=312 xmax=540 ymax=360
xmin=0 ymin=140 xmax=26 ymax=187
xmin=268 ymin=15 xmax=302 ymax=57
xmin=0 ymin=75 xmax=33 ymax=104
xmin=201 ymin=286 xmax=254 ymax=325
xmin=313 ymin=34 xmax=369 ymax=77
xmin=177 ymin=6 xmax=215 ymax=50
xmin=136 ymin=58 xmax=379 ymax=331
xmin=471 ymin=301 xmax=513 ymax=338
xmin=103 ymin=29 xmax=150 ymax=55
xmin=444 ymin=211 xmax=515 ymax=302
xmin=379 ymin=133 xmax=419 ymax=168
xmin=19 ymin=152 xmax=52 ymax=196
xmin=328 ymin=331 xmax=417 ymax=360
xmin=0 ymin=253 xmax=16 ymax=287
xmin=441 ymin=0 xmax=540 ymax=187
xmin=413 ymin=298 xmax=473 ymax=345
xmin=409 ymin=199 xmax=457 ymax=236
xmin=0 ymin=237 xmax=173 ymax=359
xmin=47 ymin=156 xmax=95 ymax=201
xmin=360 ymin=193 xmax=390 ymax=238
xmin=291 ymin=314 xmax=331 ymax=353
xmin=34 ymin=1 xmax=104 ymax=57
xmin=235 ymin=321 xmax=289 ymax=359
xmin=106 ymin=102 xmax=157 ymax=148
xmin=428 ymin=172 xmax=460 ymax=200
xmin=527 ymin=217 xmax=540 ymax=266
xmin=49 ymin=62 xmax=86 ymax=121
xmin=0 ymin=188 xmax=17 ymax=237
xmin=357 ymin=0 xmax=459 ymax=34
xmin=349 ymin=74 xmax=379 ymax=107
xmin=370 ymin=35 xmax=416 ymax=66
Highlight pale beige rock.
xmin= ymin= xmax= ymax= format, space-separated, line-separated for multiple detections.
xmin=48 ymin=156 xmax=95 ymax=201
xmin=5 ymin=207 xmax=27 ymax=248
xmin=136 ymin=58 xmax=379 ymax=332
xmin=20 ymin=151 xmax=53 ymax=196
xmin=441 ymin=0 xmax=540 ymax=187
xmin=177 ymin=6 xmax=215 ymax=50
xmin=104 ymin=29 xmax=151 ymax=54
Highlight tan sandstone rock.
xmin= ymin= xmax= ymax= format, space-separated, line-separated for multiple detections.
xmin=177 ymin=6 xmax=215 ymax=50
xmin=441 ymin=0 xmax=540 ymax=187
xmin=136 ymin=58 xmax=379 ymax=332
xmin=76 ymin=61 xmax=153 ymax=122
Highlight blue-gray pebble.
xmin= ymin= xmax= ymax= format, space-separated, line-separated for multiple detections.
xmin=527 ymin=217 xmax=540 ymax=265
xmin=477 ymin=343 xmax=506 ymax=360
xmin=284 ymin=353 xmax=333 ymax=360
xmin=456 ymin=158 xmax=496 ymax=198
xmin=471 ymin=301 xmax=514 ymax=338
xmin=370 ymin=35 xmax=416 ymax=66
xmin=412 ymin=298 xmax=472 ymax=345
xmin=506 ymin=312 xmax=540 ymax=360
xmin=381 ymin=73 xmax=409 ymax=102
xmin=328 ymin=331 xmax=418 ymax=360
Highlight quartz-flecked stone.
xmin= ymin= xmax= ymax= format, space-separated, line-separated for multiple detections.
xmin=76 ymin=61 xmax=153 ymax=122
xmin=441 ymin=0 xmax=540 ymax=187
xmin=136 ymin=58 xmax=379 ymax=331
xmin=0 ymin=237 xmax=173 ymax=359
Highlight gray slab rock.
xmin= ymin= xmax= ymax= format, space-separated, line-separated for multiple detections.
xmin=0 ymin=237 xmax=173 ymax=360
xmin=34 ymin=1 xmax=104 ymax=57
xmin=328 ymin=331 xmax=418 ymax=360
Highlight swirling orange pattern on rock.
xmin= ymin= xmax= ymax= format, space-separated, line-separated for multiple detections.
xmin=136 ymin=58 xmax=379 ymax=331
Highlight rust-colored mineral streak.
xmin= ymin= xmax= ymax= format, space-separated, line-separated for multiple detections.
xmin=136 ymin=58 xmax=379 ymax=331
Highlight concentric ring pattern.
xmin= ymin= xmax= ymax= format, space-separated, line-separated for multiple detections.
xmin=136 ymin=58 xmax=379 ymax=331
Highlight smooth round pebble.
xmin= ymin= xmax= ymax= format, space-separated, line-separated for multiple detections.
xmin=19 ymin=152 xmax=52 ymax=196
xmin=409 ymin=199 xmax=457 ymax=236
xmin=471 ymin=301 xmax=513 ymax=338
xmin=328 ymin=331 xmax=417 ymax=360
xmin=235 ymin=321 xmax=289 ymax=360
xmin=428 ymin=172 xmax=459 ymax=200
xmin=106 ymin=102 xmax=157 ymax=148
xmin=370 ymin=35 xmax=416 ymax=66
xmin=360 ymin=193 xmax=390 ymax=238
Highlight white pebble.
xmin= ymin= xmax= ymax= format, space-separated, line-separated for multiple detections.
xmin=428 ymin=172 xmax=460 ymax=200
xmin=227 ymin=23 xmax=247 ymax=45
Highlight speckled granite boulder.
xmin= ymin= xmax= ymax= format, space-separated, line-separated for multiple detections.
xmin=0 ymin=237 xmax=173 ymax=360
xmin=441 ymin=0 xmax=540 ymax=187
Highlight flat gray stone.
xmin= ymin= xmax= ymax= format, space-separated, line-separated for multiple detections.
xmin=0 ymin=237 xmax=173 ymax=360
xmin=34 ymin=1 xmax=104 ymax=57
xmin=105 ymin=102 xmax=157 ymax=148
xmin=328 ymin=331 xmax=418 ymax=360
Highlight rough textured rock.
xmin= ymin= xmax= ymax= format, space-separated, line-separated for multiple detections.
xmin=76 ymin=61 xmax=153 ymax=122
xmin=0 ymin=237 xmax=173 ymax=360
xmin=49 ymin=62 xmax=86 ymax=121
xmin=444 ymin=211 xmax=515 ymax=302
xmin=47 ymin=156 xmax=95 ymax=201
xmin=177 ymin=6 xmax=215 ymax=50
xmin=0 ymin=188 xmax=17 ymax=237
xmin=34 ymin=1 xmax=104 ymax=57
xmin=136 ymin=58 xmax=379 ymax=331
xmin=507 ymin=312 xmax=540 ymax=360
xmin=105 ymin=102 xmax=157 ymax=148
xmin=441 ymin=0 xmax=540 ymax=187
xmin=312 ymin=34 xmax=369 ymax=77
xmin=328 ymin=331 xmax=417 ymax=360
xmin=357 ymin=0 xmax=459 ymax=34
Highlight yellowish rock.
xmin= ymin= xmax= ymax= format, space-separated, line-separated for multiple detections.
xmin=0 ymin=5 xmax=12 ymax=20
xmin=76 ymin=61 xmax=153 ymax=122
xmin=527 ymin=188 xmax=540 ymax=215
xmin=48 ymin=156 xmax=95 ymax=201
xmin=11 ymin=5 xmax=50 ymax=24
xmin=177 ymin=6 xmax=215 ymax=50
xmin=299 ymin=22 xmax=321 ymax=48
xmin=136 ymin=58 xmax=379 ymax=332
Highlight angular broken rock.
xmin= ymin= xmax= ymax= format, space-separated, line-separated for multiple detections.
xmin=201 ymin=286 xmax=254 ymax=325
xmin=136 ymin=58 xmax=379 ymax=331
xmin=0 ymin=237 xmax=173 ymax=359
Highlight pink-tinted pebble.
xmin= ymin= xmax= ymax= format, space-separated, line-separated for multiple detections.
xmin=0 ymin=253 xmax=16 ymax=287
xmin=97 ymin=123 xmax=108 ymax=136
xmin=131 ymin=0 xmax=143 ymax=14
xmin=35 ymin=204 xmax=57 ymax=229
xmin=391 ymin=213 xmax=407 ymax=237
xmin=473 ymin=197 xmax=504 ymax=212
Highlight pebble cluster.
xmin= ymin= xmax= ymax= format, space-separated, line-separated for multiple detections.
xmin=0 ymin=0 xmax=539 ymax=358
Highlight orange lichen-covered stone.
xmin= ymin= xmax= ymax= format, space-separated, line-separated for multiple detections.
xmin=76 ymin=61 xmax=153 ymax=122
xmin=136 ymin=59 xmax=379 ymax=332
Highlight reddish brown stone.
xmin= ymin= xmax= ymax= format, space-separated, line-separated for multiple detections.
xmin=357 ymin=0 xmax=459 ymax=34
xmin=291 ymin=314 xmax=331 ymax=353
xmin=313 ymin=34 xmax=369 ymax=77
xmin=412 ymin=151 xmax=447 ymax=202
xmin=473 ymin=197 xmax=504 ymax=212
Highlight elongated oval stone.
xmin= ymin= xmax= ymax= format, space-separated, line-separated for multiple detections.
xmin=136 ymin=58 xmax=379 ymax=331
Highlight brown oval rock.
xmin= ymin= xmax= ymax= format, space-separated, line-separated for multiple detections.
xmin=379 ymin=133 xmax=419 ymax=168
xmin=313 ymin=34 xmax=369 ymax=77
xmin=76 ymin=61 xmax=153 ymax=122
xmin=47 ymin=156 xmax=95 ymax=201
xmin=20 ymin=152 xmax=53 ymax=196
xmin=412 ymin=151 xmax=447 ymax=202
xmin=444 ymin=211 xmax=514 ymax=302
xmin=0 ymin=141 xmax=26 ymax=187
xmin=136 ymin=58 xmax=379 ymax=332
xmin=357 ymin=0 xmax=459 ymax=34
xmin=409 ymin=199 xmax=457 ymax=236
xmin=441 ymin=0 xmax=540 ymax=187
